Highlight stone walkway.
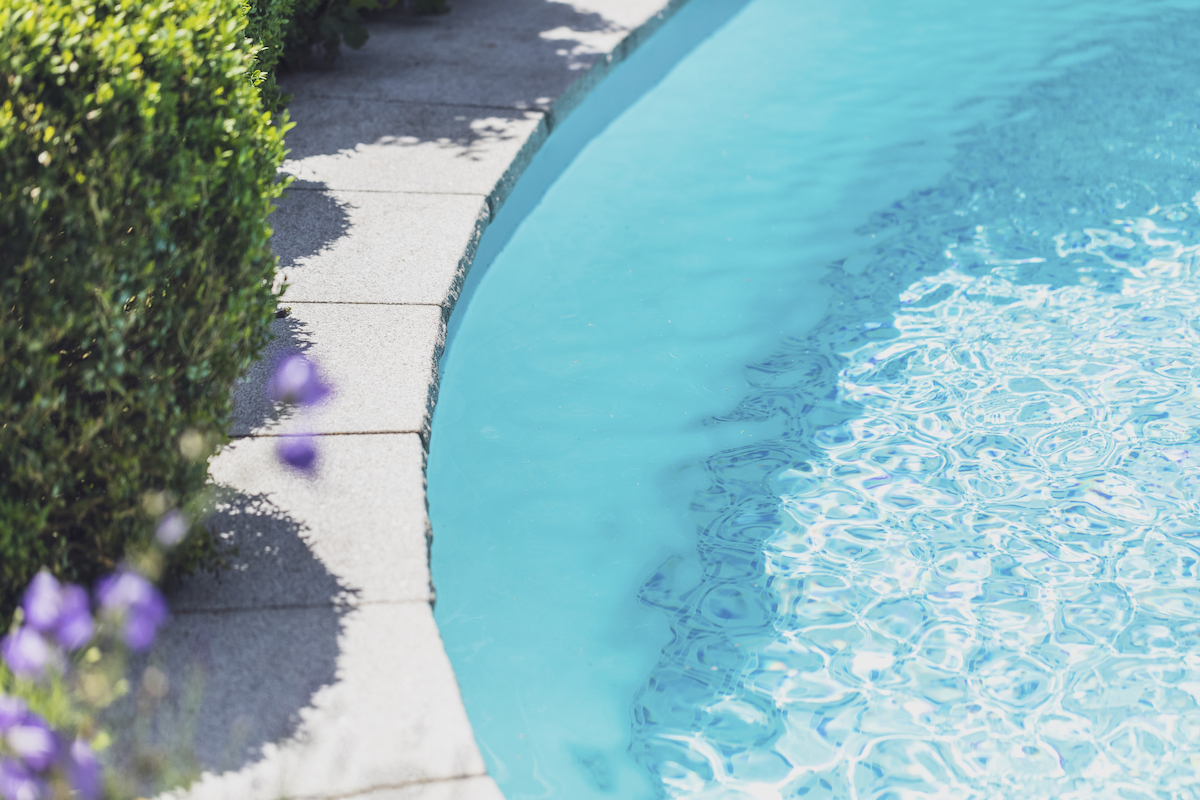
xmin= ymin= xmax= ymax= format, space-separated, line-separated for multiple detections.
xmin=160 ymin=2 xmax=679 ymax=798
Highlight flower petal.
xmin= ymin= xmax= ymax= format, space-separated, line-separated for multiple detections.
xmin=0 ymin=629 xmax=50 ymax=679
xmin=53 ymin=586 xmax=94 ymax=651
xmin=277 ymin=435 xmax=318 ymax=472
xmin=0 ymin=697 xmax=28 ymax=734
xmin=20 ymin=573 xmax=61 ymax=634
xmin=66 ymin=740 xmax=100 ymax=800
xmin=6 ymin=718 xmax=56 ymax=771
xmin=155 ymin=510 xmax=189 ymax=548
xmin=0 ymin=758 xmax=43 ymax=800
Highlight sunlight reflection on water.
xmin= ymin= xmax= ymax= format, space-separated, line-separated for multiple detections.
xmin=632 ymin=25 xmax=1200 ymax=798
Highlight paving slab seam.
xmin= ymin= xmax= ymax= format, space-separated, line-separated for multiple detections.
xmin=307 ymin=772 xmax=491 ymax=800
xmin=531 ymin=0 xmax=692 ymax=130
xmin=284 ymin=186 xmax=489 ymax=198
xmin=231 ymin=429 xmax=427 ymax=438
xmin=290 ymin=95 xmax=548 ymax=114
xmin=177 ymin=2 xmax=692 ymax=798
xmin=172 ymin=597 xmax=434 ymax=616
xmin=281 ymin=301 xmax=445 ymax=308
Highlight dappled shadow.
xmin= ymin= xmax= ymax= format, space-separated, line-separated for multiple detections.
xmin=285 ymin=0 xmax=626 ymax=105
xmin=271 ymin=183 xmax=352 ymax=273
xmin=268 ymin=180 xmax=353 ymax=312
xmin=267 ymin=0 xmax=647 ymax=313
xmin=108 ymin=490 xmax=351 ymax=781
xmin=276 ymin=0 xmax=646 ymax=163
xmin=179 ymin=488 xmax=356 ymax=611
xmin=230 ymin=315 xmax=316 ymax=437
xmin=362 ymin=0 xmax=627 ymax=86
xmin=279 ymin=98 xmax=542 ymax=164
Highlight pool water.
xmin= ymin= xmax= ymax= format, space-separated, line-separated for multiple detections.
xmin=428 ymin=0 xmax=1200 ymax=797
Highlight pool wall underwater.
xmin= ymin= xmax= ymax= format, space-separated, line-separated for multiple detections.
xmin=430 ymin=1 xmax=1200 ymax=798
xmin=432 ymin=2 xmax=766 ymax=796
xmin=413 ymin=0 xmax=721 ymax=790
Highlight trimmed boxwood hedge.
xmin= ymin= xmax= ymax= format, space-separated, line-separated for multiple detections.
xmin=0 ymin=0 xmax=289 ymax=615
xmin=246 ymin=0 xmax=297 ymax=113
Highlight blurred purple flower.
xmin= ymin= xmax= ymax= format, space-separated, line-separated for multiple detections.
xmin=0 ymin=698 xmax=26 ymax=733
xmin=20 ymin=573 xmax=61 ymax=634
xmin=5 ymin=715 xmax=55 ymax=771
xmin=65 ymin=740 xmax=100 ymax=800
xmin=0 ymin=759 xmax=43 ymax=800
xmin=0 ymin=629 xmax=50 ymax=679
xmin=96 ymin=571 xmax=167 ymax=652
xmin=17 ymin=571 xmax=93 ymax=652
xmin=155 ymin=509 xmax=189 ymax=548
xmin=53 ymin=586 xmax=93 ymax=651
xmin=276 ymin=435 xmax=317 ymax=472
xmin=268 ymin=355 xmax=330 ymax=407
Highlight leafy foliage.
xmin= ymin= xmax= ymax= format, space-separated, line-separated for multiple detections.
xmin=245 ymin=0 xmax=298 ymax=114
xmin=282 ymin=0 xmax=449 ymax=67
xmin=0 ymin=0 xmax=290 ymax=617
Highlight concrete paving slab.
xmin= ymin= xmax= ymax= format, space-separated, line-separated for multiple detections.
xmin=113 ymin=605 xmax=343 ymax=784
xmin=281 ymin=97 xmax=546 ymax=202
xmin=172 ymin=433 xmax=432 ymax=611
xmin=171 ymin=602 xmax=484 ymax=800
xmin=374 ymin=0 xmax=635 ymax=37
xmin=274 ymin=188 xmax=488 ymax=306
xmin=282 ymin=0 xmax=687 ymax=123
xmin=178 ymin=1 xmax=687 ymax=798
xmin=396 ymin=0 xmax=662 ymax=33
xmin=283 ymin=11 xmax=626 ymax=111
xmin=343 ymin=776 xmax=506 ymax=800
xmin=231 ymin=303 xmax=443 ymax=439
xmin=460 ymin=0 xmax=670 ymax=32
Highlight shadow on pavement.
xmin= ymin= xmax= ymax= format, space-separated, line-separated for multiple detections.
xmin=271 ymin=184 xmax=352 ymax=274
xmin=110 ymin=490 xmax=352 ymax=780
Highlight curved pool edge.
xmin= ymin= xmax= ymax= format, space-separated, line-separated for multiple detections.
xmin=427 ymin=3 xmax=1200 ymax=796
xmin=165 ymin=2 xmax=719 ymax=800
xmin=440 ymin=0 xmax=760 ymax=354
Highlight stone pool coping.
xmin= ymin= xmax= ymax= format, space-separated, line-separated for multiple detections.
xmin=164 ymin=2 xmax=685 ymax=798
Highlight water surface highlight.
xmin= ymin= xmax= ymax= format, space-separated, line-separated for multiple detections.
xmin=429 ymin=1 xmax=1200 ymax=797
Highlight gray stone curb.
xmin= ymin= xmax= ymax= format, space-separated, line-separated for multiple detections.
xmin=166 ymin=2 xmax=687 ymax=798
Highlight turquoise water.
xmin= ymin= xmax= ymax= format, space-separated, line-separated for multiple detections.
xmin=428 ymin=0 xmax=1200 ymax=797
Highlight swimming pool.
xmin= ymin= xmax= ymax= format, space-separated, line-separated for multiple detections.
xmin=428 ymin=0 xmax=1200 ymax=796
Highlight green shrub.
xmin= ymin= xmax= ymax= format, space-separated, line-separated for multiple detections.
xmin=0 ymin=0 xmax=289 ymax=616
xmin=245 ymin=0 xmax=297 ymax=114
xmin=282 ymin=0 xmax=449 ymax=67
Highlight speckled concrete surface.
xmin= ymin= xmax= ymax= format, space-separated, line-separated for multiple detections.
xmin=163 ymin=2 xmax=685 ymax=797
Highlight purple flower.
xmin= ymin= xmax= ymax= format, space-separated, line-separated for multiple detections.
xmin=155 ymin=509 xmax=189 ymax=548
xmin=17 ymin=572 xmax=93 ymax=651
xmin=96 ymin=571 xmax=167 ymax=651
xmin=0 ymin=629 xmax=50 ymax=679
xmin=65 ymin=740 xmax=100 ymax=800
xmin=53 ymin=586 xmax=93 ymax=651
xmin=0 ymin=759 xmax=44 ymax=800
xmin=276 ymin=435 xmax=318 ymax=472
xmin=20 ymin=574 xmax=61 ymax=635
xmin=268 ymin=355 xmax=330 ymax=407
xmin=0 ymin=698 xmax=26 ymax=733
xmin=5 ymin=715 xmax=55 ymax=771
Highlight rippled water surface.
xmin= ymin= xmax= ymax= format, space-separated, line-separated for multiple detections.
xmin=429 ymin=0 xmax=1200 ymax=797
